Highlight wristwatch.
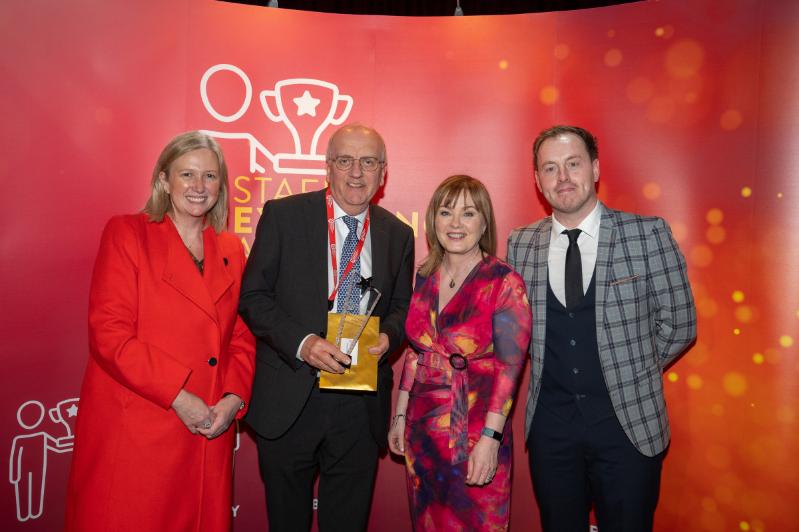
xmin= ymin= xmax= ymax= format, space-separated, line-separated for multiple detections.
xmin=481 ymin=427 xmax=503 ymax=442
xmin=224 ymin=392 xmax=246 ymax=411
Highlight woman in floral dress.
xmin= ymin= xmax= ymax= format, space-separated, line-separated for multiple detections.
xmin=388 ymin=175 xmax=531 ymax=531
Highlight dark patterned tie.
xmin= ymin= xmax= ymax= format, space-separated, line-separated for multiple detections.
xmin=336 ymin=215 xmax=362 ymax=313
xmin=563 ymin=228 xmax=583 ymax=309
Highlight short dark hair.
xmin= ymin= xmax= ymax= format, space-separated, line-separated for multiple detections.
xmin=533 ymin=125 xmax=598 ymax=169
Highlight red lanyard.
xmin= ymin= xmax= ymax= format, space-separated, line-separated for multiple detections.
xmin=326 ymin=188 xmax=370 ymax=303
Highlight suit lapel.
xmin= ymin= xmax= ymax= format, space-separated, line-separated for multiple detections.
xmin=368 ymin=205 xmax=388 ymax=311
xmin=594 ymin=204 xmax=616 ymax=358
xmin=201 ymin=227 xmax=234 ymax=308
xmin=161 ymin=218 xmax=218 ymax=322
xmin=532 ymin=220 xmax=551 ymax=364
xmin=304 ymin=190 xmax=329 ymax=304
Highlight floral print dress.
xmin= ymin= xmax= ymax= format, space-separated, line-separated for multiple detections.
xmin=400 ymin=256 xmax=532 ymax=531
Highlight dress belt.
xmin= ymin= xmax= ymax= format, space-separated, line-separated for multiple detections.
xmin=415 ymin=349 xmax=493 ymax=464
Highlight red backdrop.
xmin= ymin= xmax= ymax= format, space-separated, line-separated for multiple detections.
xmin=2 ymin=0 xmax=798 ymax=530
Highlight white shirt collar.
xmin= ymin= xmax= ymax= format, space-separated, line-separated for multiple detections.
xmin=332 ymin=198 xmax=368 ymax=224
xmin=551 ymin=201 xmax=602 ymax=240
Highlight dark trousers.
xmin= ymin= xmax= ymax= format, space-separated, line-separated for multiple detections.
xmin=528 ymin=406 xmax=664 ymax=532
xmin=256 ymin=387 xmax=378 ymax=532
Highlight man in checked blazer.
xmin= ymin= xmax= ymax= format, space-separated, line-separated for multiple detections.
xmin=507 ymin=125 xmax=696 ymax=531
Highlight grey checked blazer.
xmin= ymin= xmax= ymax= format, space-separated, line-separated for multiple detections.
xmin=507 ymin=203 xmax=696 ymax=457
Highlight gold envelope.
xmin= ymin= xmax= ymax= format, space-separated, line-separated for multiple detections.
xmin=320 ymin=313 xmax=380 ymax=391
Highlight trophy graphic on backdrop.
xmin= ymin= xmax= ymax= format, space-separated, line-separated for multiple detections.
xmin=260 ymin=79 xmax=353 ymax=173
xmin=200 ymin=64 xmax=354 ymax=175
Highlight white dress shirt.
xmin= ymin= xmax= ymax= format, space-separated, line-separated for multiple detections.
xmin=297 ymin=198 xmax=372 ymax=359
xmin=327 ymin=200 xmax=372 ymax=314
xmin=547 ymin=202 xmax=602 ymax=307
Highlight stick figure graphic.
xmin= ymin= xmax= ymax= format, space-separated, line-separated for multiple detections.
xmin=9 ymin=399 xmax=78 ymax=522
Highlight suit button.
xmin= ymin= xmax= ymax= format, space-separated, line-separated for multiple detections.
xmin=569 ymin=312 xmax=575 ymax=318
xmin=208 ymin=357 xmax=218 ymax=366
xmin=570 ymin=339 xmax=577 ymax=346
xmin=572 ymin=367 xmax=580 ymax=374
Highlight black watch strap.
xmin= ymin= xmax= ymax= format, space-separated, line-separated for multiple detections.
xmin=481 ymin=427 xmax=502 ymax=441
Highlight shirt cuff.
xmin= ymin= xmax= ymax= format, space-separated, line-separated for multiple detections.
xmin=296 ymin=333 xmax=316 ymax=361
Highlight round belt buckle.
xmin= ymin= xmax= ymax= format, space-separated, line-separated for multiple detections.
xmin=448 ymin=353 xmax=468 ymax=370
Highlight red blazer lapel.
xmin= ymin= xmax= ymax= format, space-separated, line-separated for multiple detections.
xmin=202 ymin=227 xmax=234 ymax=306
xmin=160 ymin=218 xmax=218 ymax=322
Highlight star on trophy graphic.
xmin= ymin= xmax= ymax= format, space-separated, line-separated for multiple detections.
xmin=260 ymin=78 xmax=353 ymax=173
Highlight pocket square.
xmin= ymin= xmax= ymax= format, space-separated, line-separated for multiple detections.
xmin=610 ymin=274 xmax=640 ymax=285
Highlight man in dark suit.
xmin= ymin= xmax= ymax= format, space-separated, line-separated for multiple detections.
xmin=507 ymin=125 xmax=696 ymax=531
xmin=239 ymin=124 xmax=414 ymax=532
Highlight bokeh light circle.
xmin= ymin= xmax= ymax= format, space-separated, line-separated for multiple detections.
xmin=734 ymin=305 xmax=753 ymax=323
xmin=539 ymin=85 xmax=560 ymax=105
xmin=604 ymin=48 xmax=623 ymax=67
xmin=642 ymin=182 xmax=661 ymax=200
xmin=721 ymin=109 xmax=743 ymax=131
xmin=697 ymin=297 xmax=718 ymax=318
xmin=690 ymin=245 xmax=714 ymax=267
xmin=626 ymin=77 xmax=654 ymax=104
xmin=706 ymin=208 xmax=724 ymax=225
xmin=665 ymin=38 xmax=705 ymax=78
xmin=671 ymin=221 xmax=688 ymax=242
xmin=723 ymin=372 xmax=747 ymax=397
xmin=554 ymin=43 xmax=570 ymax=60
xmin=706 ymin=225 xmax=726 ymax=244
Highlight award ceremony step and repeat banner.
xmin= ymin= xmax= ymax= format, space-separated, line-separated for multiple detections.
xmin=2 ymin=0 xmax=797 ymax=530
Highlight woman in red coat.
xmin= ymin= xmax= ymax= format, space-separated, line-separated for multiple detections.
xmin=65 ymin=131 xmax=255 ymax=532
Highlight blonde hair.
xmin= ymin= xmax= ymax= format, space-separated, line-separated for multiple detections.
xmin=143 ymin=131 xmax=229 ymax=232
xmin=419 ymin=175 xmax=497 ymax=277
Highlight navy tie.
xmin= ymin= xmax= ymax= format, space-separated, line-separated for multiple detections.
xmin=563 ymin=229 xmax=583 ymax=310
xmin=336 ymin=215 xmax=362 ymax=313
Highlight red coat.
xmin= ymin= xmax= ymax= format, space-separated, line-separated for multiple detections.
xmin=66 ymin=214 xmax=255 ymax=532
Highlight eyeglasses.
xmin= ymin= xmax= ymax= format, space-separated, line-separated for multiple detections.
xmin=330 ymin=156 xmax=384 ymax=173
